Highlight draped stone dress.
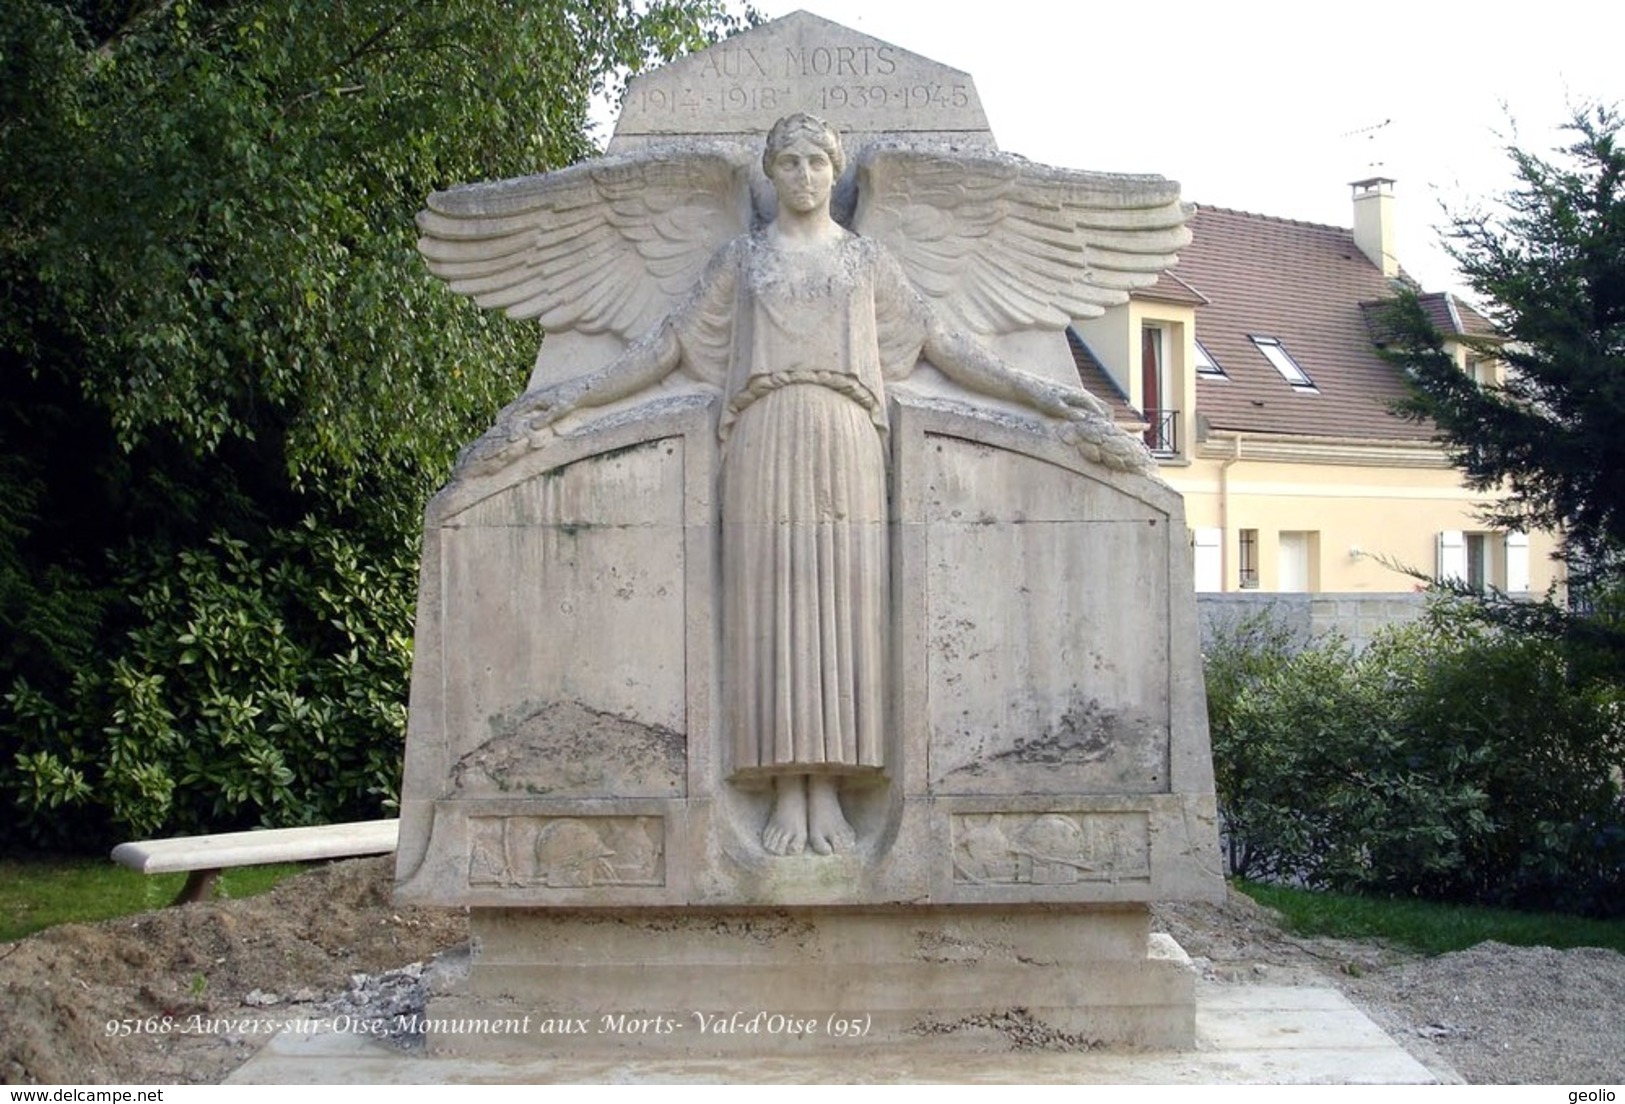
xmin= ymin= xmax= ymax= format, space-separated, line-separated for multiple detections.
xmin=673 ymin=231 xmax=930 ymax=780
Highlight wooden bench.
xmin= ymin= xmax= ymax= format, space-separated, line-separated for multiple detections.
xmin=111 ymin=819 xmax=399 ymax=905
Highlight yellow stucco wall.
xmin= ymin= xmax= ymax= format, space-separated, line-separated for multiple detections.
xmin=1161 ymin=451 xmax=1564 ymax=593
xmin=1080 ymin=299 xmax=1562 ymax=595
xmin=1076 ymin=299 xmax=1198 ymax=435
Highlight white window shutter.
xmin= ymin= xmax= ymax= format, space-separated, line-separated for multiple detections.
xmin=1437 ymin=530 xmax=1467 ymax=582
xmin=1505 ymin=531 xmax=1530 ymax=593
xmin=1192 ymin=528 xmax=1222 ymax=592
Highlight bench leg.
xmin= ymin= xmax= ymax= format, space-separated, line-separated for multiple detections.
xmin=172 ymin=868 xmax=221 ymax=906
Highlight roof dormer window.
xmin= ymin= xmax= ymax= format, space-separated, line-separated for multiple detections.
xmin=1195 ymin=340 xmax=1227 ymax=379
xmin=1250 ymin=335 xmax=1318 ymax=392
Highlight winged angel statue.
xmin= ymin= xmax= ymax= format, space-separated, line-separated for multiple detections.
xmin=418 ymin=114 xmax=1192 ymax=858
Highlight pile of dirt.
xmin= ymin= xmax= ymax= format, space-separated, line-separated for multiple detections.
xmin=1154 ymin=895 xmax=1625 ymax=1084
xmin=1 ymin=858 xmax=1620 ymax=1084
xmin=0 ymin=857 xmax=465 ymax=1083
xmin=1336 ymin=941 xmax=1625 ymax=1084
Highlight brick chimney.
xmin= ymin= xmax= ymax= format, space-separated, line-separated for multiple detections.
xmin=1351 ymin=177 xmax=1398 ymax=278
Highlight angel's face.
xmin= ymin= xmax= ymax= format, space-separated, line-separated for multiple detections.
xmin=768 ymin=138 xmax=835 ymax=216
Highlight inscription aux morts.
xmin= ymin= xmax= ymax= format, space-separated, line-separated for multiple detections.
xmin=694 ymin=43 xmax=901 ymax=81
xmin=631 ymin=36 xmax=971 ymax=120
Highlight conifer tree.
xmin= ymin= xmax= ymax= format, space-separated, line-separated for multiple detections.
xmin=1385 ymin=106 xmax=1625 ymax=638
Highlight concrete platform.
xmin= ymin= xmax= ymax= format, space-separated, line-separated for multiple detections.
xmin=226 ymin=982 xmax=1458 ymax=1084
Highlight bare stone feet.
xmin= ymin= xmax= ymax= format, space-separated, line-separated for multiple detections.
xmin=762 ymin=775 xmax=808 ymax=855
xmin=762 ymin=774 xmax=855 ymax=855
xmin=807 ymin=775 xmax=855 ymax=854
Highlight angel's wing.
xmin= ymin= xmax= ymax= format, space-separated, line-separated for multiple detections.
xmin=417 ymin=144 xmax=753 ymax=341
xmin=853 ymin=147 xmax=1193 ymax=335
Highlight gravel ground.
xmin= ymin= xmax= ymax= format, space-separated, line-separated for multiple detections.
xmin=1 ymin=856 xmax=1620 ymax=1084
xmin=1153 ymin=896 xmax=1625 ymax=1084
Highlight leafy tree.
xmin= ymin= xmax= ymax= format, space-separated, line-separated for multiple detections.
xmin=0 ymin=0 xmax=747 ymax=847
xmin=1385 ymin=105 xmax=1625 ymax=625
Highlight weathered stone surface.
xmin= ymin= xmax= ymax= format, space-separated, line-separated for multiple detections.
xmin=397 ymin=9 xmax=1223 ymax=1057
xmin=468 ymin=815 xmax=666 ymax=889
xmin=952 ymin=812 xmax=1152 ymax=886
xmin=397 ymin=396 xmax=1222 ymax=908
xmin=452 ymin=701 xmax=685 ymax=799
xmin=920 ymin=436 xmax=1172 ymax=796
xmin=608 ymin=10 xmax=992 ymax=152
xmin=428 ymin=905 xmax=1196 ymax=1056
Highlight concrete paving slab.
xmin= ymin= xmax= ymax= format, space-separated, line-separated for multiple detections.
xmin=1199 ymin=1000 xmax=1398 ymax=1050
xmin=226 ymin=982 xmax=1458 ymax=1084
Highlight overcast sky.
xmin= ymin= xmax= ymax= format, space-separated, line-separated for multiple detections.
xmin=614 ymin=0 xmax=1618 ymax=302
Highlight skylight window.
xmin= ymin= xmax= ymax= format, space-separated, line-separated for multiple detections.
xmin=1250 ymin=335 xmax=1317 ymax=392
xmin=1195 ymin=341 xmax=1227 ymax=379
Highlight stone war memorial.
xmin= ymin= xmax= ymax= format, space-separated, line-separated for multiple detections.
xmin=395 ymin=9 xmax=1225 ymax=1058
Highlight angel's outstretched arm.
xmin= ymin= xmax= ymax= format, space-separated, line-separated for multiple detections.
xmin=456 ymin=325 xmax=684 ymax=476
xmin=921 ymin=320 xmax=1112 ymax=420
xmin=918 ymin=318 xmax=1153 ymax=475
xmin=501 ymin=324 xmax=683 ymax=431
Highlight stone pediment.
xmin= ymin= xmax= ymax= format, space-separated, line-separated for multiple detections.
xmin=608 ymin=10 xmax=994 ymax=151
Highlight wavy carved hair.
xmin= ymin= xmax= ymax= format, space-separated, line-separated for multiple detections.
xmin=762 ymin=113 xmax=846 ymax=177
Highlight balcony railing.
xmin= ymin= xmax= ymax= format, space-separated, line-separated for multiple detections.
xmin=1143 ymin=408 xmax=1179 ymax=456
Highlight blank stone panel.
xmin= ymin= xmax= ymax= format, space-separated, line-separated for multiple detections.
xmin=922 ymin=436 xmax=1172 ymax=796
xmin=438 ymin=438 xmax=689 ymax=799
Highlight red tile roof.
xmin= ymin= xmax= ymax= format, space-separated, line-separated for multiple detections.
xmin=1167 ymin=206 xmax=1436 ymax=442
xmin=1067 ymin=327 xmax=1143 ymax=423
xmin=1417 ymin=290 xmax=1498 ymax=337
xmin=1359 ymin=290 xmax=1500 ymax=347
xmin=1136 ymin=269 xmax=1210 ymax=308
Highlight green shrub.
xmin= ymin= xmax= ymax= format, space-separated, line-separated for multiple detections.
xmin=1212 ymin=629 xmax=1489 ymax=889
xmin=1383 ymin=607 xmax=1625 ymax=915
xmin=1202 ymin=611 xmax=1298 ymax=879
xmin=3 ymin=518 xmax=414 ymax=846
xmin=1206 ymin=602 xmax=1625 ymax=917
xmin=1202 ymin=610 xmax=1299 ymax=758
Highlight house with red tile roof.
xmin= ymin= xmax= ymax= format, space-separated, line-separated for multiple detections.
xmin=1072 ymin=179 xmax=1561 ymax=595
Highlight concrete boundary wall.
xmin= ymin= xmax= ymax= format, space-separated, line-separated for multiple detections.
xmin=1197 ymin=592 xmax=1429 ymax=653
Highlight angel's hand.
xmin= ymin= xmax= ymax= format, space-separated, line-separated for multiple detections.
xmin=1020 ymin=377 xmax=1155 ymax=476
xmin=1053 ymin=386 xmax=1113 ymax=421
xmin=497 ymin=379 xmax=588 ymax=435
xmin=455 ymin=381 xmax=585 ymax=477
xmin=1014 ymin=375 xmax=1113 ymax=421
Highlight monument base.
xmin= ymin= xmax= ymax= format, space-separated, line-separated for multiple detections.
xmin=428 ymin=905 xmax=1196 ymax=1057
